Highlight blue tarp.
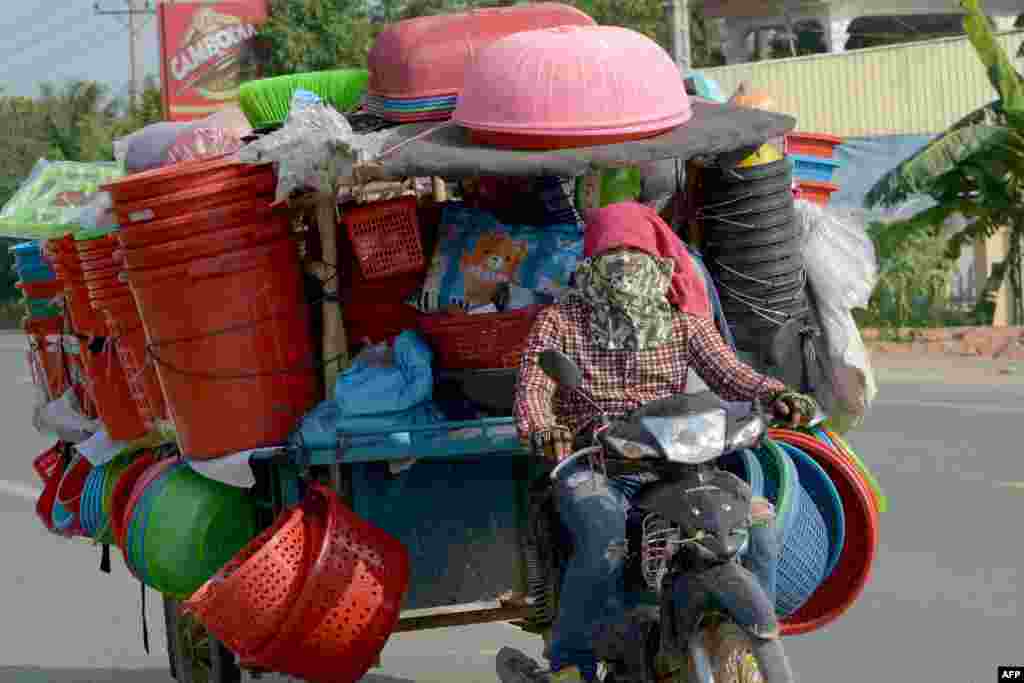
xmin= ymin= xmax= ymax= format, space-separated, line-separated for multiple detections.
xmin=828 ymin=134 xmax=936 ymax=219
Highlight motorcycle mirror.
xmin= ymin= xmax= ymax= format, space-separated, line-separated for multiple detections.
xmin=538 ymin=349 xmax=582 ymax=391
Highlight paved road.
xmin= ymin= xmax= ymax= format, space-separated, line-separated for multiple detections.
xmin=1 ymin=333 xmax=1022 ymax=683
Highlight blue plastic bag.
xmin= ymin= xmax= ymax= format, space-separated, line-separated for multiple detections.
xmin=293 ymin=398 xmax=447 ymax=452
xmin=335 ymin=331 xmax=434 ymax=416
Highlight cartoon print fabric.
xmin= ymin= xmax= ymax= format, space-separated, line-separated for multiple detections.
xmin=408 ymin=204 xmax=584 ymax=312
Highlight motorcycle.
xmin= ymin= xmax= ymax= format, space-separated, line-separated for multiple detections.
xmin=520 ymin=349 xmax=799 ymax=683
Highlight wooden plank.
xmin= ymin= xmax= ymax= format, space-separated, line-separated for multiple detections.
xmin=395 ymin=601 xmax=533 ymax=632
xmin=316 ymin=196 xmax=348 ymax=397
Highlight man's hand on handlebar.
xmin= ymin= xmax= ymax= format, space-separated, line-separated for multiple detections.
xmin=770 ymin=391 xmax=818 ymax=429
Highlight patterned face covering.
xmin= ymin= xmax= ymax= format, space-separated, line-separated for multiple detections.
xmin=568 ymin=249 xmax=676 ymax=350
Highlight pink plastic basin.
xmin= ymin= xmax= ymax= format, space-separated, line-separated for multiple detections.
xmin=367 ymin=3 xmax=595 ymax=99
xmin=453 ymin=25 xmax=692 ymax=140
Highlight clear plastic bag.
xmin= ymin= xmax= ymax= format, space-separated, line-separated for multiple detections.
xmin=236 ymin=90 xmax=390 ymax=202
xmin=796 ymin=199 xmax=878 ymax=310
xmin=796 ymin=200 xmax=880 ymax=433
xmin=809 ymin=289 xmax=878 ymax=434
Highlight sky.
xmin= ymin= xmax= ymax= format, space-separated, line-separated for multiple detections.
xmin=0 ymin=1 xmax=161 ymax=99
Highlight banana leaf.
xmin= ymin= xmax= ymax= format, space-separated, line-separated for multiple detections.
xmin=962 ymin=0 xmax=1024 ymax=116
xmin=864 ymin=123 xmax=1014 ymax=207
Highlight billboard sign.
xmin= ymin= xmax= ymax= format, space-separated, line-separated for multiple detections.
xmin=157 ymin=0 xmax=268 ymax=121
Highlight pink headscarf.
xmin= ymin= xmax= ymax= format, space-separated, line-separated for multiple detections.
xmin=584 ymin=201 xmax=711 ymax=318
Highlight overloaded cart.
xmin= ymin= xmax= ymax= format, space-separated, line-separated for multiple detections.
xmin=9 ymin=5 xmax=886 ymax=683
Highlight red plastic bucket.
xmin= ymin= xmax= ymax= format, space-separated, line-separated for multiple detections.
xmin=103 ymin=156 xmax=270 ymax=205
xmin=125 ymin=237 xmax=319 ymax=459
xmin=78 ymin=253 xmax=118 ymax=271
xmin=33 ymin=444 xmax=65 ymax=483
xmin=109 ymin=450 xmax=158 ymax=549
xmin=117 ymin=200 xmax=285 ymax=250
xmin=80 ymin=341 xmax=149 ymax=441
xmin=118 ymin=214 xmax=291 ymax=271
xmin=115 ymin=173 xmax=276 ymax=226
xmin=36 ymin=456 xmax=66 ymax=533
xmin=26 ymin=331 xmax=72 ymax=401
xmin=101 ymin=296 xmax=169 ymax=421
xmin=17 ymin=280 xmax=63 ymax=299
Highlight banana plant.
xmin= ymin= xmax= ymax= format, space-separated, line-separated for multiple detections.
xmin=865 ymin=0 xmax=1024 ymax=324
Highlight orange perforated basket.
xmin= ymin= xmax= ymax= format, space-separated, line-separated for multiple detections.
xmin=182 ymin=502 xmax=322 ymax=658
xmin=239 ymin=483 xmax=410 ymax=683
xmin=418 ymin=305 xmax=543 ymax=369
xmin=343 ymin=197 xmax=425 ymax=280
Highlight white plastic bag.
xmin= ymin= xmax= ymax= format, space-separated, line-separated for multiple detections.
xmin=33 ymin=388 xmax=101 ymax=443
xmin=811 ymin=292 xmax=878 ymax=433
xmin=796 ymin=200 xmax=878 ymax=310
xmin=797 ymin=201 xmax=879 ymax=433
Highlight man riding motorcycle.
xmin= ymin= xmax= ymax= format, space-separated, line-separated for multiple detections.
xmin=498 ymin=201 xmax=817 ymax=683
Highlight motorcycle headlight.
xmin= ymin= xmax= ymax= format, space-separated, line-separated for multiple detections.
xmin=640 ymin=409 xmax=727 ymax=464
xmin=727 ymin=415 xmax=765 ymax=452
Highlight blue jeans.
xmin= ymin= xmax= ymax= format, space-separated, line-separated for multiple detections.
xmin=547 ymin=460 xmax=779 ymax=680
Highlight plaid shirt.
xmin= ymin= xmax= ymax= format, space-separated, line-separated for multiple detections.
xmin=514 ymin=300 xmax=787 ymax=446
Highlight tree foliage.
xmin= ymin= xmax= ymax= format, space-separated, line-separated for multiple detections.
xmin=865 ymin=0 xmax=1024 ymax=325
xmin=254 ymin=0 xmax=725 ymax=79
xmin=0 ymin=77 xmax=163 ymax=306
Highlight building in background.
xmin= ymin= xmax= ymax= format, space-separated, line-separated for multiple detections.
xmin=701 ymin=24 xmax=1023 ymax=321
xmin=157 ymin=0 xmax=268 ymax=121
xmin=698 ymin=0 xmax=1020 ymax=65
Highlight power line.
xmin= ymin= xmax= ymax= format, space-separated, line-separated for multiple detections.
xmin=0 ymin=3 xmax=97 ymax=63
xmin=94 ymin=0 xmax=156 ymax=110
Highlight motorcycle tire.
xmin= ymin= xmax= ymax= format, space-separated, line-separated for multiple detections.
xmin=711 ymin=622 xmax=796 ymax=683
xmin=699 ymin=157 xmax=793 ymax=186
xmin=705 ymin=240 xmax=801 ymax=267
xmin=704 ymin=219 xmax=798 ymax=248
xmin=699 ymin=192 xmax=794 ymax=221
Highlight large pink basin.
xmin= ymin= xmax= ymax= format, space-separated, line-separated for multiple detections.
xmin=453 ymin=25 xmax=692 ymax=140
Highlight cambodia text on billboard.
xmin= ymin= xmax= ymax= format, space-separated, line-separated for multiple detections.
xmin=158 ymin=0 xmax=268 ymax=121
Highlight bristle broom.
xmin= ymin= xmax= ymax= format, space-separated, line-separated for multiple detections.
xmin=239 ymin=69 xmax=370 ymax=129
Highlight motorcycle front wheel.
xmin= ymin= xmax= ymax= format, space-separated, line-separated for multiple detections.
xmin=709 ymin=622 xmax=795 ymax=683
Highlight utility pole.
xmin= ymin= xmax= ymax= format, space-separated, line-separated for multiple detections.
xmin=666 ymin=0 xmax=691 ymax=75
xmin=94 ymin=0 xmax=156 ymax=111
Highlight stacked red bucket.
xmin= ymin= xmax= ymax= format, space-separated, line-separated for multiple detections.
xmin=100 ymin=156 xmax=321 ymax=461
xmin=75 ymin=228 xmax=169 ymax=429
xmin=44 ymin=234 xmax=149 ymax=440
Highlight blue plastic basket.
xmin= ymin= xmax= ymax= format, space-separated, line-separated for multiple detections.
xmin=781 ymin=442 xmax=845 ymax=579
xmin=774 ymin=443 xmax=831 ymax=616
xmin=82 ymin=464 xmax=110 ymax=538
xmin=791 ymin=154 xmax=842 ymax=183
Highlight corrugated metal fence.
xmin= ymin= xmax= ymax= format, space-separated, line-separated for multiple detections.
xmin=703 ymin=30 xmax=1024 ymax=136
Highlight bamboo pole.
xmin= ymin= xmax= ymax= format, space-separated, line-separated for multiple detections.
xmin=316 ymin=195 xmax=348 ymax=398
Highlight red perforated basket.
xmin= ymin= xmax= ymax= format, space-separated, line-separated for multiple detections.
xmin=239 ymin=484 xmax=410 ymax=683
xmin=343 ymin=197 xmax=425 ymax=280
xmin=183 ymin=502 xmax=322 ymax=658
xmin=418 ymin=305 xmax=543 ymax=369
